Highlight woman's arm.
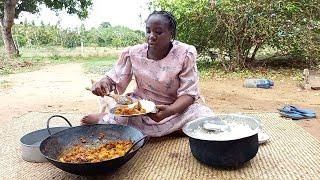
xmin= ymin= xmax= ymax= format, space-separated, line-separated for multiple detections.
xmin=168 ymin=95 xmax=194 ymax=114
xmin=149 ymin=45 xmax=199 ymax=122
xmin=91 ymin=48 xmax=132 ymax=97
xmin=148 ymin=95 xmax=194 ymax=122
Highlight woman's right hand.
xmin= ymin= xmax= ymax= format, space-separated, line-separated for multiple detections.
xmin=91 ymin=77 xmax=112 ymax=97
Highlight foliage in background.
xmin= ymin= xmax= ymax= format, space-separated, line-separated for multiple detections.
xmin=0 ymin=22 xmax=145 ymax=49
xmin=0 ymin=0 xmax=93 ymax=56
xmin=0 ymin=0 xmax=92 ymax=18
xmin=83 ymin=24 xmax=145 ymax=48
xmin=151 ymin=0 xmax=320 ymax=70
xmin=196 ymin=54 xmax=304 ymax=82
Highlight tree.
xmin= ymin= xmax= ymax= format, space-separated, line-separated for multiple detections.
xmin=152 ymin=0 xmax=320 ymax=70
xmin=0 ymin=0 xmax=92 ymax=56
xmin=99 ymin=22 xmax=111 ymax=29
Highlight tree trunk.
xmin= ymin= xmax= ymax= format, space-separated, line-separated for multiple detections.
xmin=250 ymin=42 xmax=262 ymax=61
xmin=1 ymin=0 xmax=19 ymax=56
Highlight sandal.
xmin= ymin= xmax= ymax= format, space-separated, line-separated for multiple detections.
xmin=280 ymin=105 xmax=316 ymax=115
xmin=278 ymin=105 xmax=316 ymax=120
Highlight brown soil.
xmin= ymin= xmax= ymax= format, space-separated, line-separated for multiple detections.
xmin=1 ymin=63 xmax=319 ymax=139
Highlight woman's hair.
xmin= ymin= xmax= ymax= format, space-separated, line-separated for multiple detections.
xmin=147 ymin=10 xmax=177 ymax=40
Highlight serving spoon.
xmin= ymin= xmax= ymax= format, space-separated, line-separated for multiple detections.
xmin=203 ymin=122 xmax=230 ymax=132
xmin=85 ymin=87 xmax=133 ymax=105
xmin=202 ymin=116 xmax=231 ymax=132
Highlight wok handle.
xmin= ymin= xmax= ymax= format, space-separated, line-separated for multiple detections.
xmin=124 ymin=135 xmax=148 ymax=157
xmin=141 ymin=136 xmax=150 ymax=148
xmin=47 ymin=115 xmax=73 ymax=135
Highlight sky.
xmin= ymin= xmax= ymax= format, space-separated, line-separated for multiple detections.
xmin=16 ymin=0 xmax=151 ymax=31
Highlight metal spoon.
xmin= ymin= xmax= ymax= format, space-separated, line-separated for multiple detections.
xmin=203 ymin=122 xmax=230 ymax=132
xmin=108 ymin=94 xmax=133 ymax=105
xmin=202 ymin=116 xmax=231 ymax=132
xmin=85 ymin=87 xmax=133 ymax=105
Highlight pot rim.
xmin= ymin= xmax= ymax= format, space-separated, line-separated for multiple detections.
xmin=182 ymin=114 xmax=260 ymax=141
xmin=20 ymin=126 xmax=70 ymax=147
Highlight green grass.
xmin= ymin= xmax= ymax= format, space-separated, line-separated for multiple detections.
xmin=199 ymin=66 xmax=303 ymax=80
xmin=0 ymin=46 xmax=121 ymax=75
xmin=1 ymin=46 xmax=315 ymax=84
xmin=0 ymin=79 xmax=12 ymax=89
xmin=0 ymin=55 xmax=118 ymax=76
xmin=82 ymin=56 xmax=118 ymax=75
xmin=197 ymin=58 xmax=304 ymax=82
xmin=0 ymin=46 xmax=121 ymax=58
xmin=1 ymin=51 xmax=305 ymax=83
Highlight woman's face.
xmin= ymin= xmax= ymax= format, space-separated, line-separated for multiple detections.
xmin=146 ymin=15 xmax=172 ymax=50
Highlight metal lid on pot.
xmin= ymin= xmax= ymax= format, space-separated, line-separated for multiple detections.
xmin=182 ymin=114 xmax=260 ymax=141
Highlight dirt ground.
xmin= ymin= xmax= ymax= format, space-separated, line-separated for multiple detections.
xmin=1 ymin=63 xmax=319 ymax=139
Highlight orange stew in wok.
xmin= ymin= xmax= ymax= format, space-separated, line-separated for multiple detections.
xmin=59 ymin=140 xmax=133 ymax=163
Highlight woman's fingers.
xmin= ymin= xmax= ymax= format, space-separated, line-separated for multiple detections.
xmin=92 ymin=84 xmax=103 ymax=96
xmin=148 ymin=105 xmax=169 ymax=122
xmin=148 ymin=113 xmax=161 ymax=122
xmin=156 ymin=105 xmax=167 ymax=111
xmin=155 ymin=104 xmax=174 ymax=118
xmin=91 ymin=81 xmax=109 ymax=97
xmin=100 ymin=82 xmax=110 ymax=95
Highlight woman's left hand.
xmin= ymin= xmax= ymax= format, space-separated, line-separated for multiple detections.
xmin=148 ymin=105 xmax=174 ymax=122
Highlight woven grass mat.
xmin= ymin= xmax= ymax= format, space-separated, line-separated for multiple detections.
xmin=1 ymin=112 xmax=320 ymax=180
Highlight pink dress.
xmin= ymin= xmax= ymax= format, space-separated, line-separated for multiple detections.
xmin=102 ymin=41 xmax=214 ymax=137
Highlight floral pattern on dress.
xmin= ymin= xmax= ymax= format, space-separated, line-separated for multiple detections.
xmin=103 ymin=41 xmax=214 ymax=137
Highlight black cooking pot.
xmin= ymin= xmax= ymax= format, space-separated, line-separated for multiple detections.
xmin=182 ymin=114 xmax=260 ymax=168
xmin=40 ymin=115 xmax=147 ymax=176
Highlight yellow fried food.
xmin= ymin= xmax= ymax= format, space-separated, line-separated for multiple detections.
xmin=114 ymin=101 xmax=146 ymax=115
xmin=59 ymin=140 xmax=133 ymax=163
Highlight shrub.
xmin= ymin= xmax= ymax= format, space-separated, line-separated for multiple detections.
xmin=152 ymin=0 xmax=320 ymax=70
xmin=2 ymin=22 xmax=145 ymax=49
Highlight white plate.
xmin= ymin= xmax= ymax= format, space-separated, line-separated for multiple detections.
xmin=258 ymin=132 xmax=270 ymax=144
xmin=109 ymin=99 xmax=156 ymax=117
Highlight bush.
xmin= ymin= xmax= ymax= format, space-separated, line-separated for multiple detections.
xmin=89 ymin=26 xmax=145 ymax=47
xmin=1 ymin=22 xmax=145 ymax=49
xmin=152 ymin=0 xmax=320 ymax=70
xmin=61 ymin=30 xmax=81 ymax=48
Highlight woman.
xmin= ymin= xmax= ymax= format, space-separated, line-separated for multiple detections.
xmin=82 ymin=10 xmax=214 ymax=137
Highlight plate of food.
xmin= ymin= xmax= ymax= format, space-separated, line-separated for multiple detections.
xmin=109 ymin=99 xmax=157 ymax=117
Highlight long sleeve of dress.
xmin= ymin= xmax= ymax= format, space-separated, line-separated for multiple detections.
xmin=102 ymin=41 xmax=214 ymax=137
xmin=176 ymin=46 xmax=200 ymax=100
xmin=105 ymin=48 xmax=133 ymax=94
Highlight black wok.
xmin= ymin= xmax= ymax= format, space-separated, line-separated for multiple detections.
xmin=40 ymin=115 xmax=147 ymax=176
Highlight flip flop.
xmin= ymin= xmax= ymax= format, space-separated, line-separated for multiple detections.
xmin=279 ymin=111 xmax=316 ymax=120
xmin=278 ymin=105 xmax=316 ymax=120
xmin=280 ymin=105 xmax=316 ymax=115
xmin=279 ymin=111 xmax=305 ymax=120
xmin=288 ymin=105 xmax=316 ymax=115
